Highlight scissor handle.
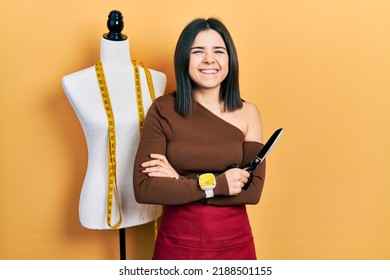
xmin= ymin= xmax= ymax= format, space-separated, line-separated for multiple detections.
xmin=225 ymin=163 xmax=241 ymax=170
xmin=243 ymin=170 xmax=253 ymax=190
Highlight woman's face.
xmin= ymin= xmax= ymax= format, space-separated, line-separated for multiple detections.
xmin=189 ymin=29 xmax=229 ymax=92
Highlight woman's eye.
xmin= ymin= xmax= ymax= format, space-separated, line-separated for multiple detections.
xmin=191 ymin=49 xmax=203 ymax=54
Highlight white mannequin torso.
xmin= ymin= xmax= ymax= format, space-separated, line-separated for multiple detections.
xmin=62 ymin=37 xmax=166 ymax=229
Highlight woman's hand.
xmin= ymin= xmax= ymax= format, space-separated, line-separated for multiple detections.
xmin=224 ymin=168 xmax=250 ymax=196
xmin=141 ymin=154 xmax=180 ymax=179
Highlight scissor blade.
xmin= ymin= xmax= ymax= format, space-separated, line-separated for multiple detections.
xmin=257 ymin=128 xmax=283 ymax=163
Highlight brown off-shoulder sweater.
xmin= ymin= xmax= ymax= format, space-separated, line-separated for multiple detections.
xmin=133 ymin=93 xmax=266 ymax=206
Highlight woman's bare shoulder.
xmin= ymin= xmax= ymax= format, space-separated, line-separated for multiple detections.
xmin=242 ymin=101 xmax=263 ymax=143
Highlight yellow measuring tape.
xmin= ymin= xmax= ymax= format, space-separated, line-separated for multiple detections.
xmin=132 ymin=60 xmax=156 ymax=135
xmin=95 ymin=59 xmax=157 ymax=233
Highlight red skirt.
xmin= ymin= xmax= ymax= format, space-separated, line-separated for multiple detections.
xmin=152 ymin=202 xmax=256 ymax=260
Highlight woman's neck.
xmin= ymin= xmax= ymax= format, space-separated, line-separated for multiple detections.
xmin=194 ymin=88 xmax=224 ymax=113
xmin=100 ymin=37 xmax=132 ymax=65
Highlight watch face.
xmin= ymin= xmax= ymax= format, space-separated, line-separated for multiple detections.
xmin=199 ymin=173 xmax=215 ymax=188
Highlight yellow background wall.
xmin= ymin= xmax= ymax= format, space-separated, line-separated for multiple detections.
xmin=1 ymin=0 xmax=389 ymax=259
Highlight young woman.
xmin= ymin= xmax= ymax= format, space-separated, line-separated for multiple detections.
xmin=133 ymin=18 xmax=266 ymax=260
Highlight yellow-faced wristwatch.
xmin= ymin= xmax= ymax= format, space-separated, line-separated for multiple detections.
xmin=198 ymin=173 xmax=216 ymax=198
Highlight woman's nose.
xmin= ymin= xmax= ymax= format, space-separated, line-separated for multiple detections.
xmin=203 ymin=52 xmax=214 ymax=63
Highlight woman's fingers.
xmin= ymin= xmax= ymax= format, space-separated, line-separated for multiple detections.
xmin=225 ymin=168 xmax=251 ymax=195
xmin=141 ymin=154 xmax=170 ymax=168
xmin=141 ymin=154 xmax=179 ymax=179
xmin=141 ymin=159 xmax=163 ymax=168
xmin=149 ymin=153 xmax=169 ymax=162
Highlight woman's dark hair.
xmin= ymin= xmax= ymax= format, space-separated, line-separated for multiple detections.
xmin=174 ymin=18 xmax=242 ymax=116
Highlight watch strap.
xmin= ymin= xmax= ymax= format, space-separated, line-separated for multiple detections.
xmin=204 ymin=189 xmax=214 ymax=198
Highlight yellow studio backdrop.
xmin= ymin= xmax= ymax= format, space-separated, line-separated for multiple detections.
xmin=0 ymin=0 xmax=389 ymax=260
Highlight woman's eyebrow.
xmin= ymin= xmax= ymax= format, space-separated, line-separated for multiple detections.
xmin=191 ymin=46 xmax=205 ymax=50
xmin=190 ymin=46 xmax=227 ymax=50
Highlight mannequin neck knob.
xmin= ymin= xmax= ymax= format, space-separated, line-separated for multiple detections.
xmin=103 ymin=10 xmax=128 ymax=41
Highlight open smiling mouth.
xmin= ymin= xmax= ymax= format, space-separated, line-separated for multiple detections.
xmin=200 ymin=69 xmax=219 ymax=74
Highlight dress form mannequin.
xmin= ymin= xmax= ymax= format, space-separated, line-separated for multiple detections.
xmin=62 ymin=11 xmax=166 ymax=230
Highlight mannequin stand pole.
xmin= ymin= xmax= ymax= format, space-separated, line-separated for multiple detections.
xmin=119 ymin=228 xmax=126 ymax=260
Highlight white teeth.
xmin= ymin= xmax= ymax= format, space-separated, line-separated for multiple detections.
xmin=200 ymin=69 xmax=218 ymax=74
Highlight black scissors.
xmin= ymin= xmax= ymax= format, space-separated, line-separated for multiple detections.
xmin=225 ymin=128 xmax=283 ymax=190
